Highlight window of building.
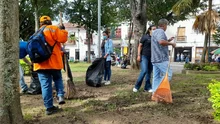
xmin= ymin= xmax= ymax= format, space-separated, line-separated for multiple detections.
xmin=177 ymin=27 xmax=186 ymax=41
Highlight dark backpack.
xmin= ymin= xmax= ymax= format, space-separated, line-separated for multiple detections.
xmin=26 ymin=26 xmax=56 ymax=63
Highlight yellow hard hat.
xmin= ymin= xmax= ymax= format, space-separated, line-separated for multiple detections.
xmin=40 ymin=16 xmax=51 ymax=23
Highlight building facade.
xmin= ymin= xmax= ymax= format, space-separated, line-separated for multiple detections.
xmin=166 ymin=18 xmax=218 ymax=63
xmin=166 ymin=0 xmax=220 ymax=63
xmin=63 ymin=23 xmax=100 ymax=61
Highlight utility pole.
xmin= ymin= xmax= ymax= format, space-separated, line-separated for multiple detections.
xmin=78 ymin=28 xmax=80 ymax=60
xmin=98 ymin=0 xmax=101 ymax=57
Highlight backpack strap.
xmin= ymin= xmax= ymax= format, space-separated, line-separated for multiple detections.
xmin=41 ymin=26 xmax=57 ymax=49
xmin=48 ymin=27 xmax=58 ymax=49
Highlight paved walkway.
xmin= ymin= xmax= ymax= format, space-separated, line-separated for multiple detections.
xmin=170 ymin=62 xmax=185 ymax=74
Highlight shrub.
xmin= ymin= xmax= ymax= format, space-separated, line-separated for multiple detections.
xmin=184 ymin=63 xmax=193 ymax=70
xmin=203 ymin=65 xmax=219 ymax=71
xmin=208 ymin=80 xmax=220 ymax=121
xmin=184 ymin=63 xmax=220 ymax=71
xmin=184 ymin=63 xmax=201 ymax=70
xmin=20 ymin=60 xmax=31 ymax=76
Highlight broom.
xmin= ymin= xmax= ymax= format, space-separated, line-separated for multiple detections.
xmin=59 ymin=11 xmax=76 ymax=99
xmin=151 ymin=40 xmax=175 ymax=103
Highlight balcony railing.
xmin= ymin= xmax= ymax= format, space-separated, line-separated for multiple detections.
xmin=176 ymin=36 xmax=187 ymax=42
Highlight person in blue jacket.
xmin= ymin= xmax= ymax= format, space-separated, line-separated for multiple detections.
xmin=102 ymin=30 xmax=113 ymax=85
xmin=19 ymin=40 xmax=32 ymax=93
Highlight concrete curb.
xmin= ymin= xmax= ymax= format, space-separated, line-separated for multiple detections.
xmin=182 ymin=69 xmax=220 ymax=74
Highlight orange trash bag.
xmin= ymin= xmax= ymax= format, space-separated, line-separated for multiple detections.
xmin=151 ymin=73 xmax=173 ymax=103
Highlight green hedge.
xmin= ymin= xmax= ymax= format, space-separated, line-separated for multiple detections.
xmin=208 ymin=80 xmax=220 ymax=121
xmin=20 ymin=60 xmax=31 ymax=76
xmin=184 ymin=63 xmax=220 ymax=71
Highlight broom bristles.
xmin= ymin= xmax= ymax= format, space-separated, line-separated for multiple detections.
xmin=152 ymin=88 xmax=172 ymax=103
xmin=64 ymin=79 xmax=76 ymax=99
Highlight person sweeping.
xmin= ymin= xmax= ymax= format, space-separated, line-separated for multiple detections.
xmin=33 ymin=15 xmax=68 ymax=115
xmin=151 ymin=19 xmax=176 ymax=103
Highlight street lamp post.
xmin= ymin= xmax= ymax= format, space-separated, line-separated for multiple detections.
xmin=78 ymin=28 xmax=80 ymax=60
xmin=98 ymin=0 xmax=101 ymax=57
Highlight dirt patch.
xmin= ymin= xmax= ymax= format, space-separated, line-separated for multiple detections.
xmin=21 ymin=66 xmax=219 ymax=124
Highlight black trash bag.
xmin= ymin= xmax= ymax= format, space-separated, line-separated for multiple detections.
xmin=27 ymin=71 xmax=42 ymax=95
xmin=86 ymin=58 xmax=105 ymax=87
xmin=121 ymin=64 xmax=127 ymax=69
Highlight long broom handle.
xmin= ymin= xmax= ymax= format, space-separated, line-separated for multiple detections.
xmin=59 ymin=11 xmax=65 ymax=48
xmin=59 ymin=11 xmax=69 ymax=76
xmin=167 ymin=47 xmax=173 ymax=73
xmin=59 ymin=11 xmax=63 ymax=26
xmin=166 ymin=37 xmax=176 ymax=73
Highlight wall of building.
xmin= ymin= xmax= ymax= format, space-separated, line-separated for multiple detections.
xmin=166 ymin=18 xmax=218 ymax=63
xmin=65 ymin=27 xmax=101 ymax=61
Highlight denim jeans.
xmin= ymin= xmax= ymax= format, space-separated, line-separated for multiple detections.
xmin=152 ymin=61 xmax=172 ymax=92
xmin=19 ymin=64 xmax=28 ymax=91
xmin=104 ymin=61 xmax=111 ymax=81
xmin=134 ymin=55 xmax=153 ymax=91
xmin=37 ymin=70 xmax=65 ymax=109
xmin=101 ymin=48 xmax=105 ymax=57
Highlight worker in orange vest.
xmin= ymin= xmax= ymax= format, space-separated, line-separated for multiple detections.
xmin=33 ymin=15 xmax=68 ymax=115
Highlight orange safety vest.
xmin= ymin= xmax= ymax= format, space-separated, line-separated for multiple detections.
xmin=33 ymin=25 xmax=68 ymax=71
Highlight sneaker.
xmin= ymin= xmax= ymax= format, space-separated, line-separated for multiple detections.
xmin=148 ymin=89 xmax=153 ymax=93
xmin=133 ymin=88 xmax=138 ymax=92
xmin=101 ymin=80 xmax=107 ymax=84
xmin=58 ymin=96 xmax=65 ymax=105
xmin=105 ymin=81 xmax=111 ymax=85
xmin=144 ymin=89 xmax=153 ymax=93
xmin=46 ymin=106 xmax=59 ymax=115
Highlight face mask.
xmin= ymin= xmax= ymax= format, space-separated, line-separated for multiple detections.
xmin=152 ymin=30 xmax=155 ymax=34
xmin=103 ymin=36 xmax=107 ymax=40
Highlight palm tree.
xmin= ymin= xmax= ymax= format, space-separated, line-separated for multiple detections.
xmin=172 ymin=0 xmax=194 ymax=16
xmin=193 ymin=8 xmax=219 ymax=62
xmin=173 ymin=0 xmax=220 ymax=63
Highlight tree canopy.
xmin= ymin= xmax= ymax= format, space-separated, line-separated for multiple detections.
xmin=19 ymin=0 xmax=65 ymax=40
xmin=101 ymin=0 xmax=205 ymax=26
xmin=65 ymin=0 xmax=119 ymax=33
xmin=147 ymin=0 xmax=206 ymax=25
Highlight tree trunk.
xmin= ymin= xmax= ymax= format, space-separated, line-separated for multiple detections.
xmin=207 ymin=32 xmax=211 ymax=63
xmin=127 ymin=20 xmax=133 ymax=65
xmin=0 ymin=0 xmax=24 ymax=124
xmin=201 ymin=33 xmax=208 ymax=63
xmin=208 ymin=0 xmax=212 ymax=11
xmin=87 ymin=30 xmax=91 ymax=63
xmin=207 ymin=0 xmax=212 ymax=63
xmin=129 ymin=0 xmax=147 ymax=69
xmin=34 ymin=0 xmax=39 ymax=32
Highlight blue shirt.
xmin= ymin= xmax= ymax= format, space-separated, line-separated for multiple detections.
xmin=151 ymin=28 xmax=169 ymax=63
xmin=19 ymin=41 xmax=28 ymax=59
xmin=104 ymin=38 xmax=113 ymax=61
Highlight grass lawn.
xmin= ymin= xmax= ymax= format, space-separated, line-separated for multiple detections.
xmin=21 ymin=62 xmax=220 ymax=124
